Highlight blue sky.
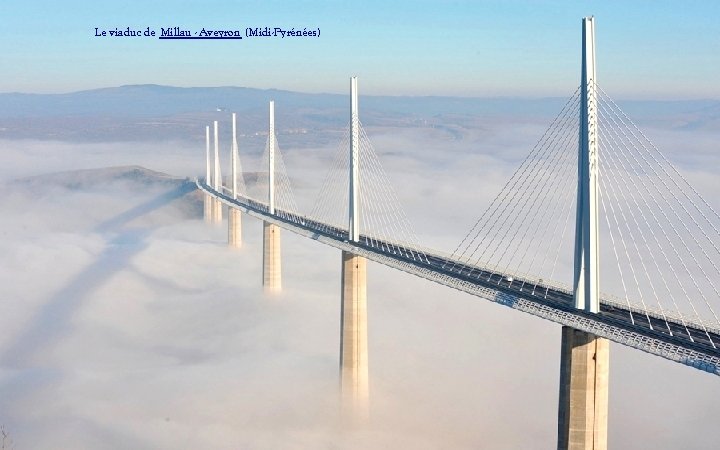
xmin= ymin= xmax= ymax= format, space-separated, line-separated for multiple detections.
xmin=2 ymin=0 xmax=719 ymax=98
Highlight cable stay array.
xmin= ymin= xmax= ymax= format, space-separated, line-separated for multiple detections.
xmin=309 ymin=120 xmax=428 ymax=264
xmin=445 ymin=87 xmax=581 ymax=294
xmin=247 ymin=130 xmax=300 ymax=220
xmin=308 ymin=122 xmax=350 ymax=233
xmin=596 ymin=84 xmax=720 ymax=344
xmin=444 ymin=83 xmax=720 ymax=345
xmin=230 ymin=138 xmax=248 ymax=198
xmin=221 ymin=141 xmax=248 ymax=198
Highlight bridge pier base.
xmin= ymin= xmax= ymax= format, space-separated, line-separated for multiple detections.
xmin=262 ymin=221 xmax=281 ymax=292
xmin=203 ymin=193 xmax=212 ymax=223
xmin=212 ymin=198 xmax=223 ymax=224
xmin=557 ymin=326 xmax=609 ymax=450
xmin=228 ymin=208 xmax=242 ymax=248
xmin=340 ymin=251 xmax=368 ymax=417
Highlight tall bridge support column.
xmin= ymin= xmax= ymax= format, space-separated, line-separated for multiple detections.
xmin=212 ymin=120 xmax=223 ymax=224
xmin=228 ymin=113 xmax=242 ymax=247
xmin=558 ymin=327 xmax=609 ymax=450
xmin=262 ymin=101 xmax=281 ymax=292
xmin=340 ymin=77 xmax=368 ymax=416
xmin=340 ymin=250 xmax=368 ymax=416
xmin=212 ymin=198 xmax=223 ymax=223
xmin=204 ymin=125 xmax=213 ymax=223
xmin=203 ymin=194 xmax=212 ymax=222
xmin=228 ymin=209 xmax=242 ymax=248
xmin=559 ymin=17 xmax=608 ymax=449
xmin=262 ymin=221 xmax=281 ymax=292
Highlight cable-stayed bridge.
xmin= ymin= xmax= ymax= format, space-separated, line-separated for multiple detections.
xmin=196 ymin=17 xmax=719 ymax=450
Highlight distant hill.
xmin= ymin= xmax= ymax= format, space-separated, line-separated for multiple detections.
xmin=8 ymin=165 xmax=203 ymax=220
xmin=0 ymin=84 xmax=568 ymax=118
xmin=0 ymin=85 xmax=718 ymax=142
xmin=13 ymin=165 xmax=187 ymax=190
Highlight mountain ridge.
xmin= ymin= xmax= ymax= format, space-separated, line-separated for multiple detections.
xmin=1 ymin=85 xmax=718 ymax=142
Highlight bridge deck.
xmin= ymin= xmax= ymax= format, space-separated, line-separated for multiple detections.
xmin=198 ymin=181 xmax=720 ymax=376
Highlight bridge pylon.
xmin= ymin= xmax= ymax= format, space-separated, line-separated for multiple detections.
xmin=203 ymin=125 xmax=213 ymax=223
xmin=228 ymin=112 xmax=242 ymax=248
xmin=340 ymin=76 xmax=369 ymax=416
xmin=558 ymin=16 xmax=609 ymax=450
xmin=212 ymin=120 xmax=223 ymax=223
xmin=263 ymin=101 xmax=281 ymax=292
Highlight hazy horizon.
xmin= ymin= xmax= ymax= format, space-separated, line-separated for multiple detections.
xmin=4 ymin=82 xmax=720 ymax=103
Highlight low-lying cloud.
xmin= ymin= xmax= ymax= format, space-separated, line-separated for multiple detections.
xmin=1 ymin=116 xmax=719 ymax=449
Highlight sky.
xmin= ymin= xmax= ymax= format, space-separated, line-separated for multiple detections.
xmin=2 ymin=0 xmax=720 ymax=98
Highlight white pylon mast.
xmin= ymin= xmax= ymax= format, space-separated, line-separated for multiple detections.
xmin=213 ymin=121 xmax=220 ymax=191
xmin=349 ymin=77 xmax=360 ymax=243
xmin=573 ymin=16 xmax=600 ymax=314
xmin=231 ymin=112 xmax=238 ymax=199
xmin=268 ymin=101 xmax=276 ymax=215
xmin=205 ymin=125 xmax=211 ymax=185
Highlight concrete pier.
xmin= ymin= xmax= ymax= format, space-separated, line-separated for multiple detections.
xmin=212 ymin=198 xmax=223 ymax=223
xmin=211 ymin=120 xmax=223 ymax=224
xmin=559 ymin=19 xmax=608 ymax=450
xmin=557 ymin=326 xmax=609 ymax=450
xmin=228 ymin=112 xmax=242 ymax=246
xmin=340 ymin=251 xmax=369 ymax=416
xmin=262 ymin=221 xmax=281 ymax=291
xmin=228 ymin=208 xmax=242 ymax=248
xmin=203 ymin=194 xmax=212 ymax=223
xmin=204 ymin=124 xmax=212 ymax=224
